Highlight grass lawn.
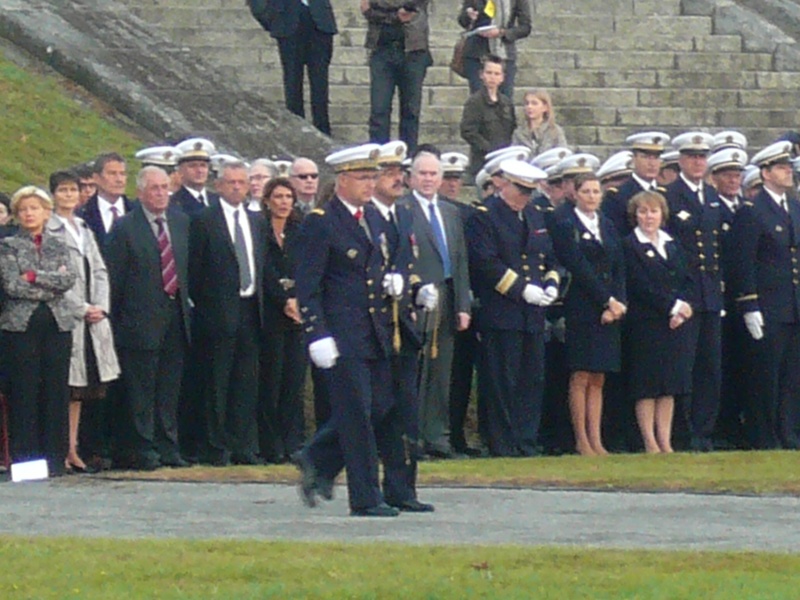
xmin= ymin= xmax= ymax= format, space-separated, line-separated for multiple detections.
xmin=0 ymin=51 xmax=143 ymax=193
xmin=1 ymin=537 xmax=798 ymax=599
xmin=101 ymin=450 xmax=800 ymax=496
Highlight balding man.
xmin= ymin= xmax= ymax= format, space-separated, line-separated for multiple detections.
xmin=105 ymin=167 xmax=191 ymax=470
xmin=289 ymin=157 xmax=322 ymax=216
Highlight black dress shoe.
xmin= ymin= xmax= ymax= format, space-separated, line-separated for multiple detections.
xmin=231 ymin=454 xmax=264 ymax=466
xmin=350 ymin=503 xmax=400 ymax=517
xmin=424 ymin=444 xmax=455 ymax=459
xmin=290 ymin=451 xmax=318 ymax=508
xmin=388 ymin=499 xmax=435 ymax=513
xmin=316 ymin=477 xmax=335 ymax=501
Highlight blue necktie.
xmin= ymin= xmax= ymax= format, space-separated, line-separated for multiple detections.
xmin=428 ymin=201 xmax=451 ymax=278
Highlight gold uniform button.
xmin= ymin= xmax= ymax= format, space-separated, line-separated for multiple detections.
xmin=522 ymin=265 xmax=530 ymax=271
xmin=697 ymin=242 xmax=704 ymax=248
xmin=700 ymin=266 xmax=706 ymax=271
xmin=369 ymin=307 xmax=375 ymax=314
xmin=381 ymin=307 xmax=388 ymax=313
xmin=695 ymin=230 xmax=702 ymax=235
xmin=521 ymin=254 xmax=528 ymax=259
xmin=713 ymin=230 xmax=718 ymax=235
xmin=793 ymin=258 xmax=798 ymax=264
xmin=369 ymin=294 xmax=375 ymax=299
xmin=525 ymin=276 xmax=531 ymax=282
xmin=367 ymin=279 xmax=374 ymax=285
xmin=699 ymin=254 xmax=705 ymax=260
xmin=539 ymin=265 xmax=546 ymax=272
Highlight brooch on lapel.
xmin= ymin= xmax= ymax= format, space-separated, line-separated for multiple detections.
xmin=534 ymin=228 xmax=548 ymax=235
xmin=645 ymin=250 xmax=656 ymax=258
xmin=347 ymin=248 xmax=358 ymax=259
xmin=410 ymin=232 xmax=419 ymax=259
xmin=378 ymin=232 xmax=389 ymax=262
xmin=677 ymin=210 xmax=691 ymax=221
xmin=776 ymin=225 xmax=784 ymax=233
xmin=709 ymin=203 xmax=719 ymax=208
xmin=722 ymin=223 xmax=730 ymax=231
xmin=581 ymin=232 xmax=592 ymax=240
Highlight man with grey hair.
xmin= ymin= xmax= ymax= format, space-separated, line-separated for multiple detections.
xmin=105 ymin=166 xmax=192 ymax=470
xmin=189 ymin=161 xmax=268 ymax=466
xmin=289 ymin=157 xmax=322 ymax=216
xmin=399 ymin=151 xmax=472 ymax=458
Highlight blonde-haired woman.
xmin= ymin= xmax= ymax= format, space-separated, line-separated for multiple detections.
xmin=0 ymin=186 xmax=77 ymax=476
xmin=512 ymin=89 xmax=567 ymax=157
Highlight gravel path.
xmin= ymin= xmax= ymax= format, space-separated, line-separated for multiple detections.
xmin=2 ymin=479 xmax=798 ymax=552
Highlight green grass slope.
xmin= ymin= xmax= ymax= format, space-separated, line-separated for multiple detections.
xmin=0 ymin=51 xmax=143 ymax=194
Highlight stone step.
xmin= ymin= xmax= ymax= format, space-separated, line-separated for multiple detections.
xmin=533 ymin=0 xmax=682 ymax=16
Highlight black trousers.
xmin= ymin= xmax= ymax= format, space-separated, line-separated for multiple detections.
xmin=716 ymin=312 xmax=750 ymax=447
xmin=5 ymin=303 xmax=71 ymax=472
xmin=276 ymin=6 xmax=333 ymax=135
xmin=481 ymin=329 xmax=545 ymax=456
xmin=677 ymin=311 xmax=722 ymax=444
xmin=746 ymin=318 xmax=800 ymax=449
xmin=203 ymin=298 xmax=261 ymax=460
xmin=306 ymin=355 xmax=400 ymax=510
xmin=258 ymin=328 xmax=308 ymax=462
xmin=449 ymin=327 xmax=477 ymax=452
xmin=118 ymin=298 xmax=186 ymax=461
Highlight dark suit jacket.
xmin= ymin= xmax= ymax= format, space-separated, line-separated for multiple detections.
xmin=251 ymin=0 xmax=337 ymax=37
xmin=188 ymin=201 xmax=267 ymax=339
xmin=78 ymin=193 xmax=136 ymax=252
xmin=295 ymin=198 xmax=394 ymax=359
xmin=601 ymin=176 xmax=664 ymax=239
xmin=466 ymin=195 xmax=560 ymax=333
xmin=664 ymin=176 xmax=723 ymax=312
xmin=170 ymin=186 xmax=219 ymax=217
xmin=728 ymin=189 xmax=800 ymax=323
xmin=263 ymin=217 xmax=302 ymax=333
xmin=105 ymin=205 xmax=191 ymax=350
xmin=397 ymin=194 xmax=471 ymax=329
xmin=550 ymin=207 xmax=626 ymax=324
xmin=623 ymin=233 xmax=694 ymax=322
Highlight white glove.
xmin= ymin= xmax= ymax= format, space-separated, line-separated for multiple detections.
xmin=743 ymin=311 xmax=764 ymax=341
xmin=523 ymin=284 xmax=546 ymax=306
xmin=415 ymin=283 xmax=439 ymax=311
xmin=308 ymin=337 xmax=340 ymax=369
xmin=382 ymin=273 xmax=404 ymax=299
xmin=670 ymin=299 xmax=690 ymax=317
xmin=542 ymin=284 xmax=559 ymax=305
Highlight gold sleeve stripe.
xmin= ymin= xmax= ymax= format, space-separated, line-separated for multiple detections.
xmin=544 ymin=270 xmax=561 ymax=285
xmin=495 ymin=269 xmax=519 ymax=295
xmin=735 ymin=294 xmax=759 ymax=302
xmin=409 ymin=274 xmax=422 ymax=285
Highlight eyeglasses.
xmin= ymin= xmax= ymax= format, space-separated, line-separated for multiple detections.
xmin=293 ymin=173 xmax=319 ymax=180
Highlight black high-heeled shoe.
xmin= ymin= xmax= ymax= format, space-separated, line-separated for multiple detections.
xmin=65 ymin=461 xmax=98 ymax=474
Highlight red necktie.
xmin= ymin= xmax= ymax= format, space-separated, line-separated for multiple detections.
xmin=155 ymin=218 xmax=178 ymax=296
xmin=354 ymin=208 xmax=363 ymax=220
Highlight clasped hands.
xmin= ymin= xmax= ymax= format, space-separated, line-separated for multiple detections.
xmin=601 ymin=297 xmax=627 ymax=325
xmin=668 ymin=299 xmax=693 ymax=330
xmin=523 ymin=283 xmax=558 ymax=307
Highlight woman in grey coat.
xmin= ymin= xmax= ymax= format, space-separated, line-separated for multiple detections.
xmin=0 ymin=186 xmax=78 ymax=476
xmin=47 ymin=170 xmax=120 ymax=473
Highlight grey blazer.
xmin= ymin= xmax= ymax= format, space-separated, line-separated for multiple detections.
xmin=0 ymin=229 xmax=79 ymax=332
xmin=398 ymin=193 xmax=471 ymax=328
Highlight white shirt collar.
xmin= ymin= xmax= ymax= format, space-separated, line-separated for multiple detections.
xmin=632 ymin=173 xmax=657 ymax=191
xmin=98 ymin=194 xmax=124 ymax=210
xmin=574 ymin=206 xmax=601 ymax=239
xmin=338 ymin=198 xmax=362 ymax=216
xmin=764 ymin=185 xmax=787 ymax=208
xmin=413 ymin=190 xmax=438 ymax=207
xmin=679 ymin=172 xmax=702 ymax=194
xmin=371 ymin=198 xmax=396 ymax=221
xmin=634 ymin=226 xmax=673 ymax=259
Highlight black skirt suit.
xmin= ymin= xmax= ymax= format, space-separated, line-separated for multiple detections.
xmin=623 ymin=231 xmax=695 ymax=400
xmin=551 ymin=207 xmax=626 ymax=373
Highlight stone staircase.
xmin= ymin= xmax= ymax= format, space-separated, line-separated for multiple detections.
xmin=118 ymin=0 xmax=800 ymax=158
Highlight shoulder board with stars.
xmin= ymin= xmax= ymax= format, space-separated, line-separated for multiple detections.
xmin=310 ymin=208 xmax=325 ymax=216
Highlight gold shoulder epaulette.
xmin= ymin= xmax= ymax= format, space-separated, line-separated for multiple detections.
xmin=476 ymin=205 xmax=488 ymax=212
xmin=606 ymin=187 xmax=618 ymax=194
xmin=310 ymin=208 xmax=325 ymax=215
xmin=744 ymin=201 xmax=754 ymax=207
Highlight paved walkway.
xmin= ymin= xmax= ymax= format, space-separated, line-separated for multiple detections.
xmin=1 ymin=479 xmax=798 ymax=552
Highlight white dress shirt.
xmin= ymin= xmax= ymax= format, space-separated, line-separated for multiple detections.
xmin=57 ymin=214 xmax=86 ymax=255
xmin=371 ymin=198 xmax=396 ymax=222
xmin=220 ymin=199 xmax=256 ymax=297
xmin=632 ymin=173 xmax=658 ymax=191
xmin=764 ymin=186 xmax=789 ymax=212
xmin=98 ymin=195 xmax=126 ymax=233
xmin=413 ymin=190 xmax=449 ymax=248
xmin=184 ymin=186 xmax=210 ymax=207
xmin=680 ymin=172 xmax=705 ymax=204
xmin=575 ymin=207 xmax=602 ymax=242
